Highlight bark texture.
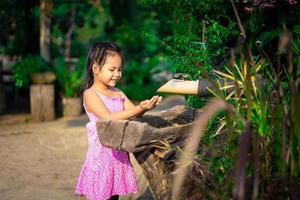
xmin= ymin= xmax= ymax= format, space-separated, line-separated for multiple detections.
xmin=30 ymin=84 xmax=55 ymax=121
xmin=96 ymin=106 xmax=214 ymax=199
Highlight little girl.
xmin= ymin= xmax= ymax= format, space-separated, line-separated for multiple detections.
xmin=75 ymin=41 xmax=162 ymax=200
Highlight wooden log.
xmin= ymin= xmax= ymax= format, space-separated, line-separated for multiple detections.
xmin=30 ymin=84 xmax=55 ymax=121
xmin=134 ymin=151 xmax=173 ymax=199
xmin=96 ymin=106 xmax=214 ymax=199
xmin=96 ymin=106 xmax=198 ymax=153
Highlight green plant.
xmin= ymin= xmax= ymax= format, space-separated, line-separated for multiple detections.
xmin=119 ymin=55 xmax=169 ymax=100
xmin=142 ymin=1 xmax=300 ymax=198
xmin=12 ymin=55 xmax=52 ymax=88
xmin=55 ymin=57 xmax=85 ymax=97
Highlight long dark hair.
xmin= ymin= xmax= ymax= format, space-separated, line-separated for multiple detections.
xmin=84 ymin=41 xmax=122 ymax=89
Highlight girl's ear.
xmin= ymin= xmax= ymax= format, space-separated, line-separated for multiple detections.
xmin=92 ymin=64 xmax=100 ymax=74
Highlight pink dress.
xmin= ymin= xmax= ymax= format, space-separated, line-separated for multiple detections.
xmin=75 ymin=90 xmax=138 ymax=200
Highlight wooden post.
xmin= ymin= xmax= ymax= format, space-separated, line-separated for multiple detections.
xmin=62 ymin=97 xmax=82 ymax=117
xmin=30 ymin=84 xmax=55 ymax=121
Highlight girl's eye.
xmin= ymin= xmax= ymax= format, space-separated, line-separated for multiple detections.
xmin=109 ymin=69 xmax=114 ymax=71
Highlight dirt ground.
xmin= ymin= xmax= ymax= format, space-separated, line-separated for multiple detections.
xmin=0 ymin=95 xmax=185 ymax=200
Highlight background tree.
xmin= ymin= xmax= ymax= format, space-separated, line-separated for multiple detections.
xmin=40 ymin=0 xmax=53 ymax=62
xmin=0 ymin=0 xmax=39 ymax=55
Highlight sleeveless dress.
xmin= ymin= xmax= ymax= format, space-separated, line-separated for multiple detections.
xmin=75 ymin=90 xmax=138 ymax=200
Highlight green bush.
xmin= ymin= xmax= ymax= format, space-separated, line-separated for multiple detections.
xmin=54 ymin=57 xmax=86 ymax=98
xmin=119 ymin=55 xmax=169 ymax=100
xmin=144 ymin=0 xmax=300 ymax=198
xmin=12 ymin=55 xmax=52 ymax=88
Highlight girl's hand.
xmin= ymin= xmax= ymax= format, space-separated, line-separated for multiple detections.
xmin=139 ymin=95 xmax=163 ymax=111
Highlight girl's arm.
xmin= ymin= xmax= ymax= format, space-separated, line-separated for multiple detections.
xmin=119 ymin=90 xmax=157 ymax=117
xmin=84 ymin=90 xmax=161 ymax=120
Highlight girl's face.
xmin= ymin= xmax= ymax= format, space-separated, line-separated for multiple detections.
xmin=93 ymin=53 xmax=122 ymax=88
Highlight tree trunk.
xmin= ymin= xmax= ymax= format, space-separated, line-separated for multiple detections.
xmin=64 ymin=6 xmax=75 ymax=62
xmin=40 ymin=0 xmax=52 ymax=62
xmin=30 ymin=84 xmax=55 ymax=121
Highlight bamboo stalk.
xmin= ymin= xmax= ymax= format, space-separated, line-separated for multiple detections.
xmin=157 ymin=78 xmax=266 ymax=97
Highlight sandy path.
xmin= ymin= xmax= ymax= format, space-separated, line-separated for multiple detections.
xmin=0 ymin=95 xmax=184 ymax=200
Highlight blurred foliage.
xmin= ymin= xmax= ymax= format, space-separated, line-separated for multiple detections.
xmin=0 ymin=0 xmax=39 ymax=55
xmin=50 ymin=0 xmax=173 ymax=100
xmin=119 ymin=55 xmax=170 ymax=100
xmin=104 ymin=0 xmax=173 ymax=100
xmin=51 ymin=1 xmax=109 ymax=58
xmin=1 ymin=0 xmax=173 ymax=101
xmin=12 ymin=55 xmax=52 ymax=88
xmin=54 ymin=57 xmax=85 ymax=98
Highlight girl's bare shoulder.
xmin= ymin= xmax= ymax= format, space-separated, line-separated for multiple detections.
xmin=83 ymin=88 xmax=90 ymax=96
xmin=83 ymin=88 xmax=98 ymax=100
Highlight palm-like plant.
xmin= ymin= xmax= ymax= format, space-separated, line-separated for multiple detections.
xmin=211 ymin=57 xmax=270 ymax=136
xmin=55 ymin=57 xmax=85 ymax=97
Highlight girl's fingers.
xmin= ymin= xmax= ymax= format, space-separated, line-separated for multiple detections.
xmin=152 ymin=96 xmax=162 ymax=107
xmin=156 ymin=96 xmax=163 ymax=105
xmin=149 ymin=96 xmax=162 ymax=106
xmin=140 ymin=96 xmax=162 ymax=110
xmin=158 ymin=96 xmax=162 ymax=102
xmin=149 ymin=96 xmax=158 ymax=105
xmin=150 ymin=96 xmax=158 ymax=108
